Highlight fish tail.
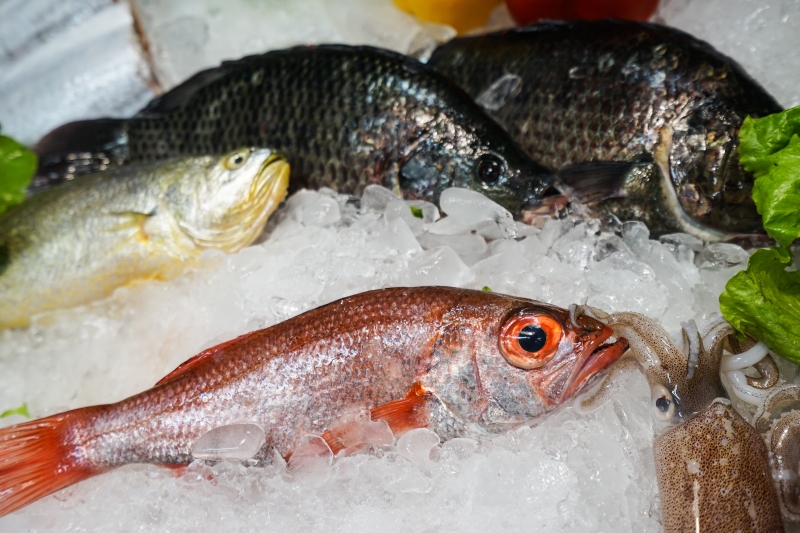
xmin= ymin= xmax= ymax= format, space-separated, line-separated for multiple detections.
xmin=32 ymin=118 xmax=129 ymax=191
xmin=0 ymin=409 xmax=97 ymax=517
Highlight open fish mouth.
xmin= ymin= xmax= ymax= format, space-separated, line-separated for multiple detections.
xmin=560 ymin=328 xmax=629 ymax=402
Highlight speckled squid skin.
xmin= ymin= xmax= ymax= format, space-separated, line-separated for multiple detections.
xmin=57 ymin=287 xmax=616 ymax=470
xmin=653 ymin=400 xmax=784 ymax=533
xmin=592 ymin=311 xmax=728 ymax=421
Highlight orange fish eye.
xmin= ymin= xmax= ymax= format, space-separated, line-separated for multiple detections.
xmin=499 ymin=313 xmax=564 ymax=369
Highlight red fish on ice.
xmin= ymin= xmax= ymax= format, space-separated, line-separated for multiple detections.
xmin=0 ymin=286 xmax=628 ymax=516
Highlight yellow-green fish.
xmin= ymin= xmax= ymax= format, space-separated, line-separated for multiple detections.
xmin=0 ymin=148 xmax=289 ymax=329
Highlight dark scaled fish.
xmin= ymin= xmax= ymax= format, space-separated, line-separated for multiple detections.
xmin=0 ymin=286 xmax=628 ymax=517
xmin=33 ymin=45 xmax=552 ymax=215
xmin=428 ymin=20 xmax=783 ymax=241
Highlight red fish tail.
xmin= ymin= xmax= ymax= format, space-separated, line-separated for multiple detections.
xmin=0 ymin=409 xmax=97 ymax=517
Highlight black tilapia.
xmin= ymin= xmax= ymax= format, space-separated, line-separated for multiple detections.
xmin=33 ymin=45 xmax=552 ymax=215
xmin=428 ymin=20 xmax=783 ymax=241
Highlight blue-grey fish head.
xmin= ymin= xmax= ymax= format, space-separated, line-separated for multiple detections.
xmin=398 ymin=124 xmax=554 ymax=215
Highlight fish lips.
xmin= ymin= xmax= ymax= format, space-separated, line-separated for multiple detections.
xmin=559 ymin=326 xmax=629 ymax=402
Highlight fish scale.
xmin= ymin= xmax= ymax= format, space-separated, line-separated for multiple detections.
xmin=35 ymin=45 xmax=553 ymax=216
xmin=0 ymin=286 xmax=628 ymax=516
xmin=429 ymin=20 xmax=783 ymax=237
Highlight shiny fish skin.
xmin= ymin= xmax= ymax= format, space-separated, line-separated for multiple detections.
xmin=34 ymin=45 xmax=553 ymax=215
xmin=0 ymin=287 xmax=628 ymax=516
xmin=428 ymin=21 xmax=782 ymax=238
xmin=0 ymin=148 xmax=289 ymax=329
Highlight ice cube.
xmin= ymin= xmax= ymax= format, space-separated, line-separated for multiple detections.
xmin=302 ymin=195 xmax=341 ymax=227
xmin=191 ymin=423 xmax=266 ymax=461
xmin=396 ymin=428 xmax=440 ymax=471
xmin=659 ymin=233 xmax=704 ymax=253
xmin=287 ymin=435 xmax=333 ymax=487
xmin=697 ymin=243 xmax=750 ymax=270
xmin=439 ymin=188 xmax=517 ymax=239
xmin=621 ymin=221 xmax=651 ymax=258
xmin=361 ymin=184 xmax=401 ymax=212
xmin=405 ymin=246 xmax=475 ymax=287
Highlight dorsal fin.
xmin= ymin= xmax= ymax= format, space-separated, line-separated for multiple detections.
xmin=155 ymin=331 xmax=257 ymax=386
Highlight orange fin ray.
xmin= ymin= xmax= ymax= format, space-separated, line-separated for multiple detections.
xmin=0 ymin=410 xmax=96 ymax=517
xmin=156 ymin=331 xmax=257 ymax=386
xmin=369 ymin=382 xmax=431 ymax=437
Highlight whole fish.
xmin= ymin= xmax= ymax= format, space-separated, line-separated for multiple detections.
xmin=0 ymin=286 xmax=628 ymax=516
xmin=33 ymin=45 xmax=553 ymax=215
xmin=428 ymin=21 xmax=783 ymax=241
xmin=0 ymin=148 xmax=289 ymax=329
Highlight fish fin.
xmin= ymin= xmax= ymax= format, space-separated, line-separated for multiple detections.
xmin=320 ymin=422 xmax=359 ymax=455
xmin=138 ymin=67 xmax=230 ymax=116
xmin=155 ymin=331 xmax=258 ymax=386
xmin=32 ymin=119 xmax=129 ymax=191
xmin=555 ymin=161 xmax=645 ymax=204
xmin=369 ymin=382 xmax=430 ymax=437
xmin=0 ymin=409 xmax=97 ymax=517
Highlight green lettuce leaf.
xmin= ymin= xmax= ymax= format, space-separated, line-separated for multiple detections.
xmin=0 ymin=132 xmax=37 ymax=215
xmin=720 ymin=106 xmax=800 ymax=362
xmin=720 ymin=248 xmax=800 ymax=362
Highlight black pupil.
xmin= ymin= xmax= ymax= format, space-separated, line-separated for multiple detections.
xmin=656 ymin=397 xmax=671 ymax=412
xmin=234 ymin=156 xmax=244 ymax=165
xmin=518 ymin=325 xmax=547 ymax=352
xmin=478 ymin=157 xmax=502 ymax=184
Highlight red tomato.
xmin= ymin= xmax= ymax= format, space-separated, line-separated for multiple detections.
xmin=506 ymin=0 xmax=658 ymax=26
xmin=574 ymin=0 xmax=659 ymax=20
xmin=505 ymin=0 xmax=576 ymax=25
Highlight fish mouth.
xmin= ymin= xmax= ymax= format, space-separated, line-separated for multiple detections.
xmin=559 ymin=326 xmax=629 ymax=402
xmin=182 ymin=152 xmax=290 ymax=252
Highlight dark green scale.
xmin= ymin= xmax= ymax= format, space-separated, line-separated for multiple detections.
xmin=35 ymin=45 xmax=553 ymax=215
xmin=429 ymin=20 xmax=782 ymax=236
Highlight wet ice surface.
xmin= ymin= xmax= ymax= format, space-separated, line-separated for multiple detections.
xmin=0 ymin=185 xmax=752 ymax=532
xmin=129 ymin=0 xmax=453 ymax=89
xmin=657 ymin=0 xmax=800 ymax=108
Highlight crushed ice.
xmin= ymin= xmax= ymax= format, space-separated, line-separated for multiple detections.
xmin=0 ymin=185 xmax=749 ymax=531
xmin=191 ymin=423 xmax=266 ymax=461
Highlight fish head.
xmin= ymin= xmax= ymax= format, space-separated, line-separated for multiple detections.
xmin=398 ymin=123 xmax=554 ymax=215
xmin=168 ymin=147 xmax=290 ymax=252
xmin=669 ymin=103 xmax=764 ymax=237
xmin=435 ymin=297 xmax=628 ymax=430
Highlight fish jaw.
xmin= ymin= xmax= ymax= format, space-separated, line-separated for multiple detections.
xmin=559 ymin=328 xmax=629 ymax=402
xmin=528 ymin=322 xmax=629 ymax=407
xmin=175 ymin=148 xmax=290 ymax=252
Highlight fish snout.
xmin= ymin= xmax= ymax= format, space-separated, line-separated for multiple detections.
xmin=558 ymin=325 xmax=629 ymax=403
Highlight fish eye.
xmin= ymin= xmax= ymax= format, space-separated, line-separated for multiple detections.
xmin=651 ymin=384 xmax=676 ymax=422
xmin=499 ymin=313 xmax=563 ymax=369
xmin=476 ymin=154 xmax=506 ymax=186
xmin=224 ymin=148 xmax=251 ymax=170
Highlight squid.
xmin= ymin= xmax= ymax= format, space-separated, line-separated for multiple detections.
xmin=579 ymin=308 xmax=785 ymax=531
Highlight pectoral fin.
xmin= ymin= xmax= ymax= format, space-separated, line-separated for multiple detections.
xmin=555 ymin=161 xmax=648 ymax=204
xmin=368 ymin=382 xmax=431 ymax=436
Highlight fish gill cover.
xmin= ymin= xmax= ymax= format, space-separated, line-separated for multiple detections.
xmin=0 ymin=124 xmax=37 ymax=215
xmin=720 ymin=106 xmax=800 ymax=362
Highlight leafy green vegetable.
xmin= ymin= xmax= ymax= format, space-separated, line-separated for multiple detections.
xmin=719 ymin=106 xmax=800 ymax=362
xmin=481 ymin=286 xmax=492 ymax=292
xmin=720 ymin=248 xmax=800 ymax=360
xmin=410 ymin=206 xmax=424 ymax=219
xmin=0 ymin=403 xmax=30 ymax=419
xmin=0 ymin=128 xmax=37 ymax=215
